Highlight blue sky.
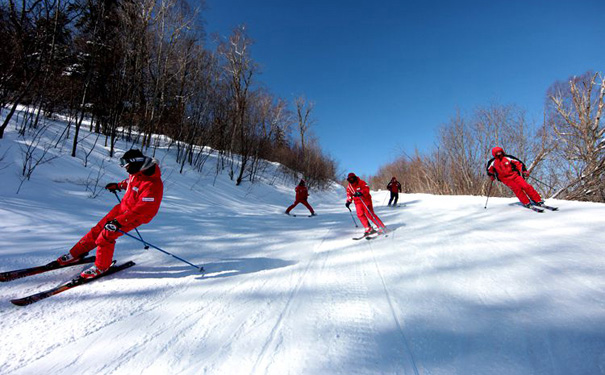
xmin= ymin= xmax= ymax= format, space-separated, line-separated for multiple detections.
xmin=203 ymin=0 xmax=605 ymax=177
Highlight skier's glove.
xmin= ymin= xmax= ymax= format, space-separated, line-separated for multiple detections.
xmin=345 ymin=201 xmax=351 ymax=209
xmin=104 ymin=219 xmax=122 ymax=232
xmin=105 ymin=182 xmax=121 ymax=192
xmin=490 ymin=175 xmax=495 ymax=181
xmin=522 ymin=171 xmax=529 ymax=178
xmin=353 ymin=192 xmax=363 ymax=197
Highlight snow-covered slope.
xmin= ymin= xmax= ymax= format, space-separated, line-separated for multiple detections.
xmin=1 ymin=109 xmax=604 ymax=375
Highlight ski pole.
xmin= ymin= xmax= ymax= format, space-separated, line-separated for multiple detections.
xmin=118 ymin=229 xmax=204 ymax=272
xmin=112 ymin=191 xmax=149 ymax=249
xmin=347 ymin=206 xmax=359 ymax=227
xmin=358 ymin=198 xmax=387 ymax=231
xmin=484 ymin=179 xmax=493 ymax=209
xmin=529 ymin=175 xmax=555 ymax=191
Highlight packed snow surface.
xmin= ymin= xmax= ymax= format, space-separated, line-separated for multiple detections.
xmin=0 ymin=109 xmax=604 ymax=374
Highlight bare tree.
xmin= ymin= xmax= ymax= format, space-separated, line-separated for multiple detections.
xmin=0 ymin=0 xmax=58 ymax=139
xmin=548 ymin=71 xmax=605 ymax=201
xmin=83 ymin=159 xmax=106 ymax=198
xmin=17 ymin=122 xmax=58 ymax=193
xmin=369 ymin=103 xmax=551 ymax=198
xmin=217 ymin=25 xmax=257 ymax=185
xmin=294 ymin=95 xmax=314 ymax=164
xmin=1 ymin=1 xmax=337 ymax=192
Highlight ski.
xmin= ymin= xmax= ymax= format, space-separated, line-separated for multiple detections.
xmin=286 ymin=213 xmax=316 ymax=218
xmin=524 ymin=205 xmax=544 ymax=213
xmin=366 ymin=232 xmax=388 ymax=240
xmin=10 ymin=261 xmax=135 ymax=306
xmin=534 ymin=204 xmax=558 ymax=211
xmin=353 ymin=230 xmax=378 ymax=240
xmin=0 ymin=256 xmax=96 ymax=282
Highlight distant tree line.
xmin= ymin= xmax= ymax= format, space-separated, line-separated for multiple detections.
xmin=369 ymin=72 xmax=605 ymax=202
xmin=0 ymin=0 xmax=336 ymax=188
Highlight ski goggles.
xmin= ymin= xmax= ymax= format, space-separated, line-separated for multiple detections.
xmin=119 ymin=156 xmax=146 ymax=167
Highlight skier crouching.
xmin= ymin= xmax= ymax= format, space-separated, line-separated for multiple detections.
xmin=345 ymin=172 xmax=386 ymax=236
xmin=57 ymin=149 xmax=163 ymax=279
xmin=486 ymin=146 xmax=543 ymax=208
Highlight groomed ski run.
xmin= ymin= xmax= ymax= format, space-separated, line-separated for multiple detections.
xmin=0 ymin=117 xmax=604 ymax=375
xmin=2 ymin=187 xmax=604 ymax=374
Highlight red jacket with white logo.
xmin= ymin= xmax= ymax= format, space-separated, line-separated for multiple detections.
xmin=295 ymin=185 xmax=309 ymax=201
xmin=115 ymin=164 xmax=163 ymax=225
xmin=346 ymin=178 xmax=371 ymax=203
xmin=486 ymin=146 xmax=527 ymax=181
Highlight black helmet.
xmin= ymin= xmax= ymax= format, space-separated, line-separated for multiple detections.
xmin=120 ymin=149 xmax=146 ymax=174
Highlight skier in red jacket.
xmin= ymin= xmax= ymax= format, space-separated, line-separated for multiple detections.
xmin=486 ymin=146 xmax=543 ymax=208
xmin=387 ymin=177 xmax=402 ymax=206
xmin=346 ymin=173 xmax=386 ymax=235
xmin=57 ymin=149 xmax=164 ymax=279
xmin=285 ymin=179 xmax=316 ymax=216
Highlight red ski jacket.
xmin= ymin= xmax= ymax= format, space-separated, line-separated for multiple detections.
xmin=486 ymin=147 xmax=527 ymax=181
xmin=295 ymin=185 xmax=309 ymax=201
xmin=346 ymin=178 xmax=371 ymax=203
xmin=115 ymin=162 xmax=163 ymax=225
xmin=387 ymin=179 xmax=402 ymax=193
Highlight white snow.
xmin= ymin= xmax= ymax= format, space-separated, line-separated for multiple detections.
xmin=1 ymin=108 xmax=605 ymax=375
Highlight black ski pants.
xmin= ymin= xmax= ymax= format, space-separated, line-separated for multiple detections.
xmin=388 ymin=192 xmax=399 ymax=206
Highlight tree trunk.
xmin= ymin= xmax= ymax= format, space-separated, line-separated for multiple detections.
xmin=0 ymin=101 xmax=21 ymax=139
xmin=71 ymin=81 xmax=90 ymax=157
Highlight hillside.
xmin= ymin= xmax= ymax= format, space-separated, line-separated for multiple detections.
xmin=0 ymin=109 xmax=604 ymax=375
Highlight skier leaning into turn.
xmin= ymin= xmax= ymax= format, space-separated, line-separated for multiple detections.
xmin=486 ymin=146 xmax=544 ymax=208
xmin=57 ymin=149 xmax=163 ymax=279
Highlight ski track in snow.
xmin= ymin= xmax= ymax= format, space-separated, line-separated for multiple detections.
xmin=366 ymin=237 xmax=420 ymax=375
xmin=250 ymin=227 xmax=332 ymax=374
